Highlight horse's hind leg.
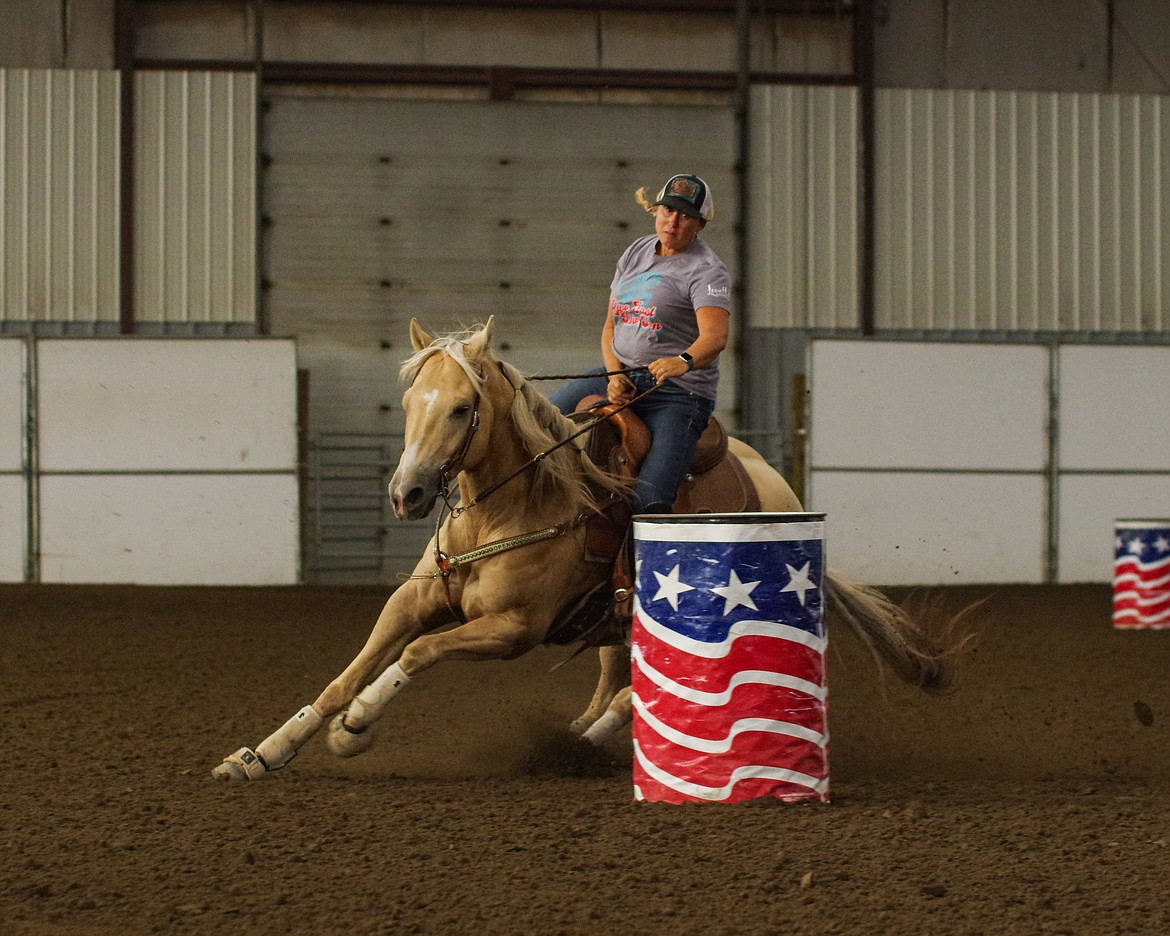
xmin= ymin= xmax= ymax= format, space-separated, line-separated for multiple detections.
xmin=580 ymin=684 xmax=632 ymax=746
xmin=570 ymin=643 xmax=630 ymax=737
xmin=322 ymin=651 xmax=411 ymax=758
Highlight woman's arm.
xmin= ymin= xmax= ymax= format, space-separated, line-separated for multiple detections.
xmin=645 ymin=305 xmax=729 ymax=384
xmin=601 ymin=310 xmax=636 ymax=403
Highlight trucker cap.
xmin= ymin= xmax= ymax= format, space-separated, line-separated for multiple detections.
xmin=651 ymin=173 xmax=714 ymax=221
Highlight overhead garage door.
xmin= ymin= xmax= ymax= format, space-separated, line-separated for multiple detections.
xmin=263 ymin=94 xmax=735 ymax=579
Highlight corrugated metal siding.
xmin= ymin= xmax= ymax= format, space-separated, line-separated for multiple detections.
xmin=875 ymin=89 xmax=1169 ymax=333
xmin=747 ymin=85 xmax=859 ymax=329
xmin=135 ymin=71 xmax=257 ymax=325
xmin=0 ymin=69 xmax=120 ymax=325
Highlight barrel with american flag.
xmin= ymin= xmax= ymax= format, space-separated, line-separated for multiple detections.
xmin=1113 ymin=519 xmax=1170 ymax=629
xmin=630 ymin=513 xmax=829 ymax=804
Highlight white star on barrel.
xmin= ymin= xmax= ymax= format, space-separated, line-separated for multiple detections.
xmin=780 ymin=561 xmax=817 ymax=607
xmin=651 ymin=564 xmax=694 ymax=611
xmin=711 ymin=568 xmax=760 ymax=616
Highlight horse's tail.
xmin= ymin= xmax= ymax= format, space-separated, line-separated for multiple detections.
xmin=824 ymin=569 xmax=971 ymax=694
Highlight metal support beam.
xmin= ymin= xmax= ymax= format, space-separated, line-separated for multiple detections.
xmin=856 ymin=0 xmax=876 ymax=336
xmin=115 ymin=0 xmax=136 ymax=335
xmin=733 ymin=0 xmax=751 ymax=426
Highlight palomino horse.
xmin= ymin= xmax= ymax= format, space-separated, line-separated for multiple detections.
xmin=213 ymin=318 xmax=953 ymax=780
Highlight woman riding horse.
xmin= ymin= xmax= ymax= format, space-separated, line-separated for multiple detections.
xmin=213 ymin=318 xmax=956 ymax=780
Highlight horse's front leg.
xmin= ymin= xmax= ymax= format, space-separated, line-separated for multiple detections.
xmin=212 ymin=580 xmax=445 ymax=780
xmin=323 ymin=605 xmax=542 ymax=759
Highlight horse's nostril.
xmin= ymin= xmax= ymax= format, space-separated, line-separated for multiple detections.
xmin=404 ymin=486 xmax=425 ymax=508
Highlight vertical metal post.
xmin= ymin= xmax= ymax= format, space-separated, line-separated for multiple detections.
xmin=1045 ymin=340 xmax=1060 ymax=584
xmin=733 ymin=0 xmax=751 ymax=426
xmin=22 ymin=337 xmax=39 ymax=583
xmin=856 ymin=0 xmax=876 ymax=336
xmin=254 ymin=0 xmax=269 ymax=335
xmin=115 ymin=0 xmax=136 ymax=335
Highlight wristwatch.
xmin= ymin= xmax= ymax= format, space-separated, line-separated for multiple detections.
xmin=678 ymin=352 xmax=695 ymax=371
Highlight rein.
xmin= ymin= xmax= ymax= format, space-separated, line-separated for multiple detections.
xmin=440 ymin=374 xmax=655 ymax=521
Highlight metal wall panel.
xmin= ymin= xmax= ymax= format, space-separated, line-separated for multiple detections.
xmin=807 ymin=339 xmax=1170 ymax=585
xmin=1058 ymin=475 xmax=1170 ymax=584
xmin=1059 ymin=346 xmax=1170 ymax=471
xmin=135 ymin=70 xmax=257 ymax=325
xmin=812 ymin=471 xmax=1048 ymax=586
xmin=37 ymin=339 xmax=298 ymax=471
xmin=32 ymin=338 xmax=300 ymax=585
xmin=809 ymin=340 xmax=1049 ymax=471
xmin=39 ymin=474 xmax=299 ymax=585
xmin=874 ymin=88 xmax=1169 ymax=333
xmin=807 ymin=339 xmax=1050 ymax=585
xmin=0 ymin=69 xmax=120 ymax=325
xmin=747 ymin=85 xmax=859 ymax=329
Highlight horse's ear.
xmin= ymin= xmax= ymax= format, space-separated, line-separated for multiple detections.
xmin=464 ymin=316 xmax=495 ymax=358
xmin=409 ymin=318 xmax=434 ymax=351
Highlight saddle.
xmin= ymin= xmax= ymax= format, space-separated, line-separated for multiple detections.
xmin=544 ymin=395 xmax=760 ymax=646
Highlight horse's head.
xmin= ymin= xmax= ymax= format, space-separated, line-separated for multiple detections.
xmin=388 ymin=317 xmax=498 ymax=521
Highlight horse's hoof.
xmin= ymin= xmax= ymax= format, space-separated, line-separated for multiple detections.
xmin=326 ymin=714 xmax=375 ymax=758
xmin=212 ymin=746 xmax=269 ymax=780
xmin=568 ymin=717 xmax=591 ymax=736
xmin=212 ymin=761 xmax=247 ymax=781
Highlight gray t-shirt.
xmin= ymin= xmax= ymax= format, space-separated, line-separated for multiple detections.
xmin=608 ymin=234 xmax=732 ymax=400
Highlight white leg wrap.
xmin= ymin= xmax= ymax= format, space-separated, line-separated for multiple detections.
xmin=344 ymin=661 xmax=410 ymax=731
xmin=255 ymin=705 xmax=323 ymax=770
xmin=214 ymin=746 xmax=269 ymax=780
xmin=581 ymin=709 xmax=625 ymax=746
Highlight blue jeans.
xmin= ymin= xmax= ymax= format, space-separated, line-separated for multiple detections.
xmin=549 ymin=367 xmax=716 ymax=513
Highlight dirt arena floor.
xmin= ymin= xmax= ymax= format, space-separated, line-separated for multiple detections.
xmin=2 ymin=581 xmax=1168 ymax=935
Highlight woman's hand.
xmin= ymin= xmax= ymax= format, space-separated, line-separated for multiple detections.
xmin=607 ymin=374 xmax=635 ymax=404
xmin=647 ymin=355 xmax=691 ymax=384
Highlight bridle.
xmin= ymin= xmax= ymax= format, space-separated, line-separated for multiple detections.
xmin=436 ymin=391 xmax=480 ymax=500
xmin=402 ymin=360 xmax=659 ymax=621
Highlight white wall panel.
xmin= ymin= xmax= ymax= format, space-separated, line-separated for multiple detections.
xmin=811 ymin=472 xmax=1047 ymax=586
xmin=0 ymin=68 xmax=120 ymax=325
xmin=1058 ymin=345 xmax=1170 ymax=471
xmin=0 ymin=475 xmax=25 ymax=583
xmin=1058 ymin=475 xmax=1170 ymax=584
xmin=0 ymin=340 xmax=24 ymax=471
xmin=809 ymin=340 xmax=1049 ymax=470
xmin=37 ymin=339 xmax=296 ymax=471
xmin=135 ymin=71 xmax=256 ymax=325
xmin=39 ymin=474 xmax=299 ymax=585
xmin=748 ymin=85 xmax=859 ymax=329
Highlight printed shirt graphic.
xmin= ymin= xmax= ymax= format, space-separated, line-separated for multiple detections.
xmin=609 ymin=235 xmax=732 ymax=400
xmin=630 ymin=517 xmax=829 ymax=804
xmin=1113 ymin=521 xmax=1170 ymax=628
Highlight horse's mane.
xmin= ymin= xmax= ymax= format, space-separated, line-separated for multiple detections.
xmin=400 ymin=327 xmax=630 ymax=512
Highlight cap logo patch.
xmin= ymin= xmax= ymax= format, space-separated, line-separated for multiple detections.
xmin=669 ymin=178 xmax=699 ymax=199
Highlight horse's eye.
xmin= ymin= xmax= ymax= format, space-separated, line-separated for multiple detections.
xmin=451 ymin=403 xmax=471 ymax=419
